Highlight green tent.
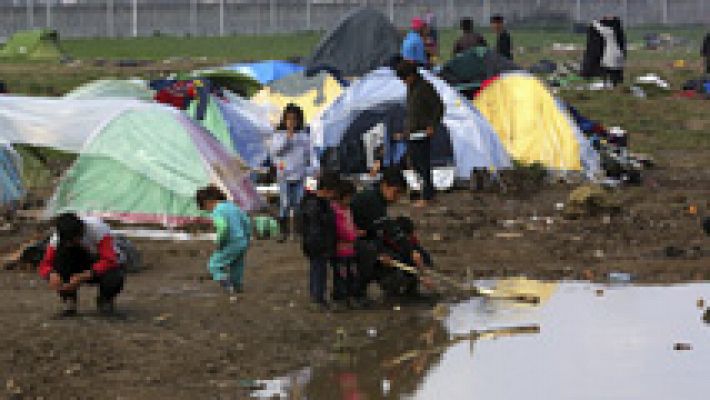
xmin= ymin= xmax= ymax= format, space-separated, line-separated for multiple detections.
xmin=65 ymin=79 xmax=153 ymax=100
xmin=48 ymin=106 xmax=262 ymax=226
xmin=0 ymin=29 xmax=63 ymax=61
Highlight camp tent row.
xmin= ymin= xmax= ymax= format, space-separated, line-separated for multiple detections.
xmin=0 ymin=97 xmax=262 ymax=226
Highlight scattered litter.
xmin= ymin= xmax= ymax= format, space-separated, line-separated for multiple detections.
xmin=393 ymin=305 xmax=401 ymax=311
xmin=113 ymin=229 xmax=216 ymax=242
xmin=555 ymin=202 xmax=565 ymax=211
xmin=696 ymin=298 xmax=704 ymax=309
xmin=366 ymin=328 xmax=378 ymax=338
xmin=496 ymin=232 xmax=523 ymax=239
xmin=673 ymin=343 xmax=692 ymax=351
xmin=688 ymin=205 xmax=698 ymax=215
xmin=635 ymin=73 xmax=670 ymax=89
xmin=593 ymin=249 xmax=604 ymax=258
xmin=703 ymin=308 xmax=710 ymax=324
xmin=153 ymin=313 xmax=172 ymax=323
xmin=432 ymin=233 xmax=442 ymax=241
xmin=551 ymin=42 xmax=579 ymax=51
xmin=595 ymin=289 xmax=604 ymax=297
xmin=381 ymin=379 xmax=391 ymax=396
xmin=230 ymin=296 xmax=238 ymax=303
xmin=219 ymin=333 xmax=229 ymax=340
xmin=630 ymin=85 xmax=646 ymax=98
xmin=608 ymin=272 xmax=632 ymax=283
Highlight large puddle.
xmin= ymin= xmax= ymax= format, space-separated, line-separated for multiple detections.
xmin=253 ymin=280 xmax=710 ymax=399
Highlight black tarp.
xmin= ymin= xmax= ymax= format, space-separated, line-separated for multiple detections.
xmin=305 ymin=8 xmax=401 ymax=78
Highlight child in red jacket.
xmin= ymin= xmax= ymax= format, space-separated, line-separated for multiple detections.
xmin=331 ymin=180 xmax=358 ymax=309
xmin=39 ymin=213 xmax=125 ymax=316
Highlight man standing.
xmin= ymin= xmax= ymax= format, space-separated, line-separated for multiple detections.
xmin=395 ymin=61 xmax=444 ymax=208
xmin=453 ymin=17 xmax=487 ymax=56
xmin=401 ymin=17 xmax=427 ymax=66
xmin=702 ymin=32 xmax=709 ymax=74
xmin=38 ymin=213 xmax=125 ymax=316
xmin=490 ymin=15 xmax=513 ymax=60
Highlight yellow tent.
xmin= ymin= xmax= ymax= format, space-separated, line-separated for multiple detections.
xmin=474 ymin=73 xmax=586 ymax=171
xmin=252 ymin=71 xmax=343 ymax=125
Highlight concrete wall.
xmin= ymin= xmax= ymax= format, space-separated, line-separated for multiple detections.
xmin=0 ymin=0 xmax=707 ymax=39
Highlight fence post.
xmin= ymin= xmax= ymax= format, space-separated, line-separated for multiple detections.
xmin=45 ymin=0 xmax=50 ymax=28
xmin=107 ymin=0 xmax=114 ymax=38
xmin=483 ymin=0 xmax=490 ymax=26
xmin=190 ymin=0 xmax=197 ymax=36
xmin=219 ymin=0 xmax=224 ymax=36
xmin=575 ymin=0 xmax=581 ymax=22
xmin=132 ymin=0 xmax=137 ymax=37
xmin=270 ymin=0 xmax=276 ymax=33
xmin=306 ymin=0 xmax=311 ymax=30
xmin=26 ymin=0 xmax=34 ymax=29
xmin=622 ymin=0 xmax=628 ymax=23
xmin=660 ymin=0 xmax=668 ymax=24
xmin=388 ymin=0 xmax=394 ymax=23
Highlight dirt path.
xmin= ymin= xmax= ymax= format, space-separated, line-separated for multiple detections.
xmin=1 ymin=150 xmax=708 ymax=399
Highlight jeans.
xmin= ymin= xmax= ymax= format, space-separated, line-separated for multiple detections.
xmin=279 ymin=180 xmax=305 ymax=219
xmin=409 ymin=137 xmax=434 ymax=201
xmin=332 ymin=257 xmax=357 ymax=301
xmin=309 ymin=256 xmax=328 ymax=304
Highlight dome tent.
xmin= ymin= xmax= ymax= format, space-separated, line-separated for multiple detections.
xmin=473 ymin=72 xmax=600 ymax=178
xmin=188 ymin=91 xmax=272 ymax=169
xmin=64 ymin=79 xmax=153 ymax=100
xmin=311 ymin=68 xmax=511 ymax=178
xmin=0 ymin=97 xmax=262 ymax=226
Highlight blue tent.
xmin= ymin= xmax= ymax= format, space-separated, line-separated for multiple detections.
xmin=0 ymin=144 xmax=23 ymax=207
xmin=311 ymin=68 xmax=512 ymax=178
xmin=222 ymin=61 xmax=305 ymax=85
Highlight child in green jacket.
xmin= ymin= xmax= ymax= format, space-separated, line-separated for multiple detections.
xmin=196 ymin=185 xmax=251 ymax=293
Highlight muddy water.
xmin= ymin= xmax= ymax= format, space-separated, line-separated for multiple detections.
xmin=264 ymin=282 xmax=710 ymax=400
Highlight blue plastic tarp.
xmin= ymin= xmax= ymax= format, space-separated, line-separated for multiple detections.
xmin=222 ymin=61 xmax=305 ymax=85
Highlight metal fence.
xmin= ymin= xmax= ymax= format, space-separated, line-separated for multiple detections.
xmin=0 ymin=0 xmax=707 ymax=39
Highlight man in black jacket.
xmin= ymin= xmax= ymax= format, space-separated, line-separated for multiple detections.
xmin=395 ymin=61 xmax=444 ymax=208
xmin=491 ymin=15 xmax=512 ymax=60
xmin=350 ymin=167 xmax=407 ymax=305
xmin=453 ymin=18 xmax=487 ymax=57
xmin=300 ymin=172 xmax=339 ymax=308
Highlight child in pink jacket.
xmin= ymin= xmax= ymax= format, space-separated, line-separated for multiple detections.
xmin=331 ymin=180 xmax=358 ymax=309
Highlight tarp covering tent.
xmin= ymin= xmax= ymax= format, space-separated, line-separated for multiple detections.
xmin=188 ymin=92 xmax=272 ymax=169
xmin=64 ymin=79 xmax=153 ymax=100
xmin=222 ymin=61 xmax=304 ymax=85
xmin=311 ymin=68 xmax=511 ymax=178
xmin=0 ymin=97 xmax=262 ymax=225
xmin=0 ymin=143 xmax=23 ymax=207
xmin=0 ymin=29 xmax=63 ymax=61
xmin=473 ymin=72 xmax=600 ymax=177
xmin=305 ymin=8 xmax=401 ymax=77
xmin=253 ymin=71 xmax=343 ymax=125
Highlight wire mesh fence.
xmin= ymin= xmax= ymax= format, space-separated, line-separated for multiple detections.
xmin=0 ymin=0 xmax=707 ymax=39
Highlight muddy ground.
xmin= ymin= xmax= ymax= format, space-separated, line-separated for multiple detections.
xmin=1 ymin=128 xmax=709 ymax=399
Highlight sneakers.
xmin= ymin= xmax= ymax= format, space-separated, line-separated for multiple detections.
xmin=219 ymin=280 xmax=243 ymax=294
xmin=96 ymin=297 xmax=115 ymax=316
xmin=59 ymin=297 xmax=78 ymax=317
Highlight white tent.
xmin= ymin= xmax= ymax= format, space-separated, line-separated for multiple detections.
xmin=311 ymin=68 xmax=512 ymax=178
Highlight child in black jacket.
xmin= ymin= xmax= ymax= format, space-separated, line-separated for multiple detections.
xmin=300 ymin=172 xmax=340 ymax=307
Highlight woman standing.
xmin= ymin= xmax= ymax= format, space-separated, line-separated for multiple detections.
xmin=270 ymin=103 xmax=312 ymax=242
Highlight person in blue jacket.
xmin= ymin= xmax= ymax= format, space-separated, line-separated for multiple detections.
xmin=196 ymin=185 xmax=251 ymax=293
xmin=401 ymin=17 xmax=427 ymax=66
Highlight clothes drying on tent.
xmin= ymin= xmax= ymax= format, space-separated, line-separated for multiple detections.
xmin=222 ymin=61 xmax=304 ymax=85
xmin=252 ymin=71 xmax=343 ymax=125
xmin=153 ymin=80 xmax=198 ymax=110
xmin=64 ymin=79 xmax=153 ymax=100
xmin=473 ymin=72 xmax=600 ymax=178
xmin=188 ymin=92 xmax=272 ymax=169
xmin=0 ymin=97 xmax=262 ymax=226
xmin=311 ymin=68 xmax=511 ymax=178
xmin=0 ymin=143 xmax=23 ymax=207
xmin=305 ymin=8 xmax=402 ymax=77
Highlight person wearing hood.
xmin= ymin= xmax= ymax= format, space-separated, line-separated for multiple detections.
xmin=401 ymin=17 xmax=427 ymax=66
